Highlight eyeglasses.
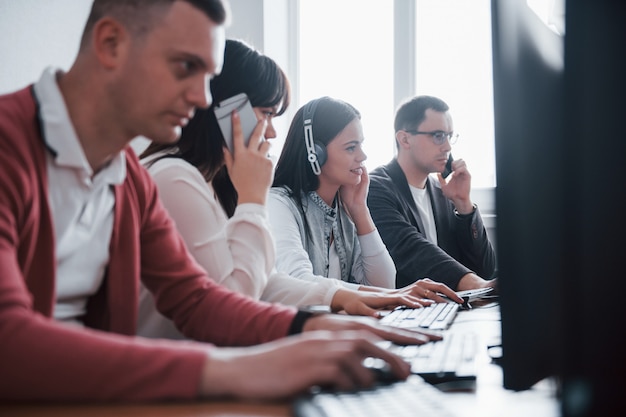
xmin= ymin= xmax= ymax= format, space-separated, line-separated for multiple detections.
xmin=404 ymin=130 xmax=459 ymax=145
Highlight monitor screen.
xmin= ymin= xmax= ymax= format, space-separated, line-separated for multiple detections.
xmin=491 ymin=0 xmax=566 ymax=392
xmin=491 ymin=1 xmax=626 ymax=416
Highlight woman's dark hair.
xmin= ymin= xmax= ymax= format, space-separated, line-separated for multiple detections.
xmin=141 ymin=38 xmax=290 ymax=216
xmin=272 ymin=96 xmax=360 ymax=240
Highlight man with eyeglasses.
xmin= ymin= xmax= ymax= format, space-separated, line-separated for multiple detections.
xmin=368 ymin=95 xmax=497 ymax=293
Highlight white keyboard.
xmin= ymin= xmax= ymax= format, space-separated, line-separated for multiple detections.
xmin=293 ymin=376 xmax=461 ymax=417
xmin=379 ymin=302 xmax=460 ymax=330
xmin=380 ymin=331 xmax=478 ymax=388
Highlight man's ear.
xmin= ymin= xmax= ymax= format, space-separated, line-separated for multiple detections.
xmin=91 ymin=17 xmax=128 ymax=69
xmin=396 ymin=130 xmax=410 ymax=149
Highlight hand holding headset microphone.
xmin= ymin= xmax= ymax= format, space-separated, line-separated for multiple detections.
xmin=303 ymin=98 xmax=327 ymax=175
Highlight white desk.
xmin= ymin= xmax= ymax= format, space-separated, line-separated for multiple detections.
xmin=439 ymin=302 xmax=561 ymax=417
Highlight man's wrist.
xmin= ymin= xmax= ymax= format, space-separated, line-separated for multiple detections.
xmin=287 ymin=306 xmax=331 ymax=335
xmin=455 ymin=203 xmax=477 ymax=217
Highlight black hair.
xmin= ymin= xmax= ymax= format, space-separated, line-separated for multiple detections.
xmin=141 ymin=38 xmax=290 ymax=217
xmin=272 ymin=96 xmax=361 ymax=241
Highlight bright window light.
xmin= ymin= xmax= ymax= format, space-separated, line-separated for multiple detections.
xmin=299 ymin=0 xmax=395 ymax=172
xmin=414 ymin=0 xmax=495 ymax=187
xmin=527 ymin=0 xmax=566 ymax=35
xmin=298 ymin=0 xmax=495 ymax=187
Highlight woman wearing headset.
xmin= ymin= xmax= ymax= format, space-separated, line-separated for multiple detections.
xmin=269 ymin=97 xmax=459 ymax=301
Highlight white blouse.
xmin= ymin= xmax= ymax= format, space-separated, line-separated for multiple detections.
xmin=136 ymin=155 xmax=341 ymax=339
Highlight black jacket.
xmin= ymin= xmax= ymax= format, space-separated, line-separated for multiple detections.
xmin=368 ymin=159 xmax=496 ymax=289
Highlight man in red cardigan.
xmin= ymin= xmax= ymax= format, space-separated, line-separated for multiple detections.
xmin=0 ymin=0 xmax=439 ymax=402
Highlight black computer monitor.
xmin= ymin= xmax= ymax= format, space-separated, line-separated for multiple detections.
xmin=491 ymin=1 xmax=626 ymax=416
xmin=491 ymin=0 xmax=567 ymax=393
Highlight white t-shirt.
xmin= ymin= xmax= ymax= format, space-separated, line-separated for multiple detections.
xmin=409 ymin=184 xmax=438 ymax=245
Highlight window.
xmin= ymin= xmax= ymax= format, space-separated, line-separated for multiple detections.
xmin=296 ymin=0 xmax=496 ymax=189
xmin=298 ymin=0 xmax=395 ymax=171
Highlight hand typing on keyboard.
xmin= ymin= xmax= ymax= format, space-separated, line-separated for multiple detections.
xmin=202 ymin=330 xmax=413 ymax=398
xmin=331 ymin=288 xmax=443 ymax=318
xmin=392 ymin=278 xmax=464 ymax=304
xmin=302 ymin=313 xmax=443 ymax=346
xmin=200 ymin=313 xmax=443 ymax=400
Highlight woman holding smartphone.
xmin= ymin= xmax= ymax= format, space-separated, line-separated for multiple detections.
xmin=137 ymin=39 xmax=460 ymax=339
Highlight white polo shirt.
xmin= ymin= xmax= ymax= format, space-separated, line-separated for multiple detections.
xmin=33 ymin=67 xmax=126 ymax=325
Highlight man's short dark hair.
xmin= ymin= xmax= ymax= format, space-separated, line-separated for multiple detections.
xmin=394 ymin=95 xmax=449 ymax=133
xmin=80 ymin=0 xmax=229 ymax=48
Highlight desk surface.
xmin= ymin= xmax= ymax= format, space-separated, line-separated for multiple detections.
xmin=0 ymin=303 xmax=560 ymax=417
xmin=434 ymin=302 xmax=560 ymax=417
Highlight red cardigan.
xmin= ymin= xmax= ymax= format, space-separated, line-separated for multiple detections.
xmin=0 ymin=86 xmax=297 ymax=401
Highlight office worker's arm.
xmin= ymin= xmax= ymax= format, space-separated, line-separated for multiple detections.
xmin=199 ymin=331 xmax=408 ymax=398
xmin=147 ymin=157 xmax=272 ymax=298
xmin=436 ymin=167 xmax=497 ymax=281
xmin=339 ymin=169 xmax=397 ymax=288
xmin=349 ymin=231 xmax=398 ymax=288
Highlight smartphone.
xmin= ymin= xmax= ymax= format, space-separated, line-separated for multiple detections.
xmin=442 ymin=154 xmax=454 ymax=178
xmin=213 ymin=92 xmax=259 ymax=153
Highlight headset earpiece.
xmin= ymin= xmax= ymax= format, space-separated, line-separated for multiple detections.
xmin=303 ymin=99 xmax=326 ymax=175
xmin=313 ymin=143 xmax=327 ymax=166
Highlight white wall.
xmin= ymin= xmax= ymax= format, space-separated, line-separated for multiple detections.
xmin=225 ymin=0 xmax=264 ymax=49
xmin=0 ymin=0 xmax=267 ymax=95
xmin=0 ymin=0 xmax=270 ymax=155
xmin=0 ymin=0 xmax=93 ymax=94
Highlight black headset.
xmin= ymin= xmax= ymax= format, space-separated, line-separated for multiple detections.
xmin=303 ymin=99 xmax=327 ymax=175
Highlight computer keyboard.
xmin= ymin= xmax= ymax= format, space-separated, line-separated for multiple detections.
xmin=378 ymin=303 xmax=479 ymax=388
xmin=292 ymin=375 xmax=462 ymax=417
xmin=379 ymin=302 xmax=460 ymax=330
xmin=380 ymin=331 xmax=478 ymax=389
